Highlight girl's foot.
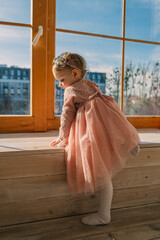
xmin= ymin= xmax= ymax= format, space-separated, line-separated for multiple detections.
xmin=130 ymin=145 xmax=140 ymax=156
xmin=82 ymin=212 xmax=111 ymax=226
xmin=82 ymin=181 xmax=113 ymax=226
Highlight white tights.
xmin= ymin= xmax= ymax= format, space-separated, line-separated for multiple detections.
xmin=82 ymin=180 xmax=113 ymax=226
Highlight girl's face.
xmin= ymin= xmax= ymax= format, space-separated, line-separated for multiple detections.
xmin=52 ymin=65 xmax=81 ymax=89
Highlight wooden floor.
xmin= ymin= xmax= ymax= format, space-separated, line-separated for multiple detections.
xmin=0 ymin=204 xmax=160 ymax=240
xmin=0 ymin=129 xmax=160 ymax=240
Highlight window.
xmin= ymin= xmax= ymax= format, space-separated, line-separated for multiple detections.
xmin=98 ymin=74 xmax=101 ymax=81
xmin=54 ymin=0 xmax=160 ymax=128
xmin=0 ymin=0 xmax=159 ymax=132
xmin=17 ymin=70 xmax=21 ymax=77
xmin=124 ymin=42 xmax=160 ymax=116
xmin=0 ymin=0 xmax=51 ymax=131
xmin=17 ymin=88 xmax=21 ymax=96
xmin=11 ymin=87 xmax=14 ymax=96
xmin=11 ymin=70 xmax=14 ymax=76
xmin=4 ymin=87 xmax=8 ymax=96
xmin=0 ymin=1 xmax=31 ymax=116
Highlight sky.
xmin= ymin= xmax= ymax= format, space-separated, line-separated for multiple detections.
xmin=0 ymin=0 xmax=31 ymax=68
xmin=0 ymin=0 xmax=160 ymax=72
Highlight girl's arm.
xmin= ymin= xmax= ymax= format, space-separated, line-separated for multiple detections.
xmin=51 ymin=89 xmax=76 ymax=147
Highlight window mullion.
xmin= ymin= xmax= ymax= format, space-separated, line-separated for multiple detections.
xmin=120 ymin=0 xmax=126 ymax=111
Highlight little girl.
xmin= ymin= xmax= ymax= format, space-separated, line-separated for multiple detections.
xmin=51 ymin=52 xmax=140 ymax=226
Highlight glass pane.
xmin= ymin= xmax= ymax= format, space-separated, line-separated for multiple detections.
xmin=126 ymin=0 xmax=160 ymax=42
xmin=0 ymin=0 xmax=31 ymax=24
xmin=55 ymin=32 xmax=122 ymax=115
xmin=124 ymin=42 xmax=160 ymax=116
xmin=0 ymin=25 xmax=31 ymax=115
xmin=56 ymin=0 xmax=122 ymax=37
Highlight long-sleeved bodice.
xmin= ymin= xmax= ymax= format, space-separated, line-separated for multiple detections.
xmin=58 ymin=79 xmax=102 ymax=141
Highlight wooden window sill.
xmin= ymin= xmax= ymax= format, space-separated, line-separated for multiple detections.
xmin=0 ymin=129 xmax=160 ymax=153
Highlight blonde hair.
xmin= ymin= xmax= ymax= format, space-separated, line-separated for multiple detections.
xmin=53 ymin=52 xmax=87 ymax=78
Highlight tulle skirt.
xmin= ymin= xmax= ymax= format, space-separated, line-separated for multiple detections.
xmin=65 ymin=95 xmax=140 ymax=195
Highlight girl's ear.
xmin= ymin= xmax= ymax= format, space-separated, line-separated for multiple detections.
xmin=72 ymin=69 xmax=79 ymax=78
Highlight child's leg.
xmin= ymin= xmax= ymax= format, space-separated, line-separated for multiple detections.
xmin=82 ymin=180 xmax=113 ymax=226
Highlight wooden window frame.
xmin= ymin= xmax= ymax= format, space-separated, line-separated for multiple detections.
xmin=0 ymin=0 xmax=159 ymax=132
xmin=0 ymin=0 xmax=57 ymax=132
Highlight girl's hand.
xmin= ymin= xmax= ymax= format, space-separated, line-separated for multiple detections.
xmin=50 ymin=137 xmax=68 ymax=147
xmin=50 ymin=140 xmax=59 ymax=147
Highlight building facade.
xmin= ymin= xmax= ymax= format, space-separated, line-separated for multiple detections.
xmin=0 ymin=65 xmax=30 ymax=115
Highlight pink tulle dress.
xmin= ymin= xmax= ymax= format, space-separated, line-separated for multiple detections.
xmin=51 ymin=79 xmax=140 ymax=194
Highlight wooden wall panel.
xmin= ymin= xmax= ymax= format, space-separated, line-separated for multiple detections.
xmin=0 ymin=147 xmax=160 ymax=179
xmin=0 ymin=164 xmax=160 ymax=205
xmin=0 ymin=185 xmax=159 ymax=227
xmin=0 ymin=144 xmax=160 ymax=228
xmin=0 ymin=151 xmax=65 ymax=179
xmin=0 ymin=203 xmax=159 ymax=239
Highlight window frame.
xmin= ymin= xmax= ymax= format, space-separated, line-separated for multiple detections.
xmin=0 ymin=0 xmax=57 ymax=132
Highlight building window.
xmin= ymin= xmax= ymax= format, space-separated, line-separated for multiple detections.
xmin=92 ymin=74 xmax=95 ymax=80
xmin=11 ymin=70 xmax=14 ymax=76
xmin=23 ymin=70 xmax=26 ymax=76
xmin=17 ymin=88 xmax=21 ymax=96
xmin=11 ymin=87 xmax=14 ymax=96
xmin=3 ymin=87 xmax=9 ymax=96
xmin=17 ymin=70 xmax=21 ymax=76
xmin=23 ymin=88 xmax=28 ymax=96
xmin=98 ymin=74 xmax=101 ymax=81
